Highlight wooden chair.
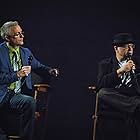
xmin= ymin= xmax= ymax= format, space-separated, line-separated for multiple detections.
xmin=34 ymin=83 xmax=50 ymax=119
xmin=88 ymin=85 xmax=135 ymax=140
xmin=88 ymin=85 xmax=97 ymax=140
xmin=33 ymin=83 xmax=50 ymax=140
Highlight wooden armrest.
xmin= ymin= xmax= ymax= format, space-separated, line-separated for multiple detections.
xmin=34 ymin=84 xmax=50 ymax=92
xmin=33 ymin=84 xmax=50 ymax=100
xmin=34 ymin=84 xmax=50 ymax=88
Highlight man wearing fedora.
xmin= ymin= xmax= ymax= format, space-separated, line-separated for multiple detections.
xmin=96 ymin=33 xmax=140 ymax=139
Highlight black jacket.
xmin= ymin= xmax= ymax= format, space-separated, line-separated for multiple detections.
xmin=97 ymin=56 xmax=140 ymax=92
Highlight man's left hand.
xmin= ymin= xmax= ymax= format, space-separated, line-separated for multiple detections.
xmin=49 ymin=68 xmax=59 ymax=77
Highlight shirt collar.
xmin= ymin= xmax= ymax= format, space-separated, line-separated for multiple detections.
xmin=6 ymin=42 xmax=20 ymax=54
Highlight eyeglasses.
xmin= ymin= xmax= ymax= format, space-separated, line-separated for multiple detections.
xmin=8 ymin=31 xmax=24 ymax=38
xmin=123 ymin=44 xmax=135 ymax=49
xmin=118 ymin=44 xmax=135 ymax=49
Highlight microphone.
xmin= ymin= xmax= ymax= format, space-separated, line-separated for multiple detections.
xmin=28 ymin=55 xmax=33 ymax=65
xmin=23 ymin=55 xmax=33 ymax=76
xmin=126 ymin=52 xmax=133 ymax=61
xmin=126 ymin=52 xmax=135 ymax=74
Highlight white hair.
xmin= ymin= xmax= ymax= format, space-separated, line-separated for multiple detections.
xmin=0 ymin=21 xmax=19 ymax=39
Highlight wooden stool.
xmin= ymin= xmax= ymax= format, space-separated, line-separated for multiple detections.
xmin=34 ymin=84 xmax=50 ymax=119
xmin=33 ymin=84 xmax=50 ymax=140
xmin=88 ymin=85 xmax=97 ymax=140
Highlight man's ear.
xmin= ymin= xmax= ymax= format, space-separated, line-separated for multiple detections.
xmin=114 ymin=46 xmax=117 ymax=50
xmin=5 ymin=35 xmax=10 ymax=42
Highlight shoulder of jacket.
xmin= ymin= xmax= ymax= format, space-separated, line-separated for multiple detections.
xmin=0 ymin=42 xmax=6 ymax=48
xmin=20 ymin=46 xmax=31 ymax=53
xmin=0 ymin=42 xmax=7 ymax=52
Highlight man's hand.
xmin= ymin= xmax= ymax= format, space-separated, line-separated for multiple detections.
xmin=117 ymin=60 xmax=135 ymax=77
xmin=121 ymin=60 xmax=135 ymax=72
xmin=49 ymin=68 xmax=59 ymax=77
xmin=17 ymin=66 xmax=31 ymax=77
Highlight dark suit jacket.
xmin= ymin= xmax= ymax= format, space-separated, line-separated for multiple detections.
xmin=0 ymin=42 xmax=51 ymax=104
xmin=97 ymin=56 xmax=140 ymax=91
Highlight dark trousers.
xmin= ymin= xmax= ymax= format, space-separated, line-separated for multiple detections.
xmin=0 ymin=93 xmax=36 ymax=140
xmin=98 ymin=88 xmax=140 ymax=140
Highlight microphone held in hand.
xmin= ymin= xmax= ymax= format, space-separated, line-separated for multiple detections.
xmin=126 ymin=52 xmax=135 ymax=74
xmin=23 ymin=55 xmax=33 ymax=76
xmin=126 ymin=52 xmax=133 ymax=61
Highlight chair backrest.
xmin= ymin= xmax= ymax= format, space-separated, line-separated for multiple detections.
xmin=31 ymin=72 xmax=44 ymax=86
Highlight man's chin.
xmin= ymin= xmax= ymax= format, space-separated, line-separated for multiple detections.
xmin=18 ymin=42 xmax=24 ymax=46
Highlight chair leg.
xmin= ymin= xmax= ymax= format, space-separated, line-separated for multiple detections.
xmin=92 ymin=93 xmax=99 ymax=140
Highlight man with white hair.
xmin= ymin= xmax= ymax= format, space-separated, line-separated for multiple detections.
xmin=0 ymin=21 xmax=59 ymax=140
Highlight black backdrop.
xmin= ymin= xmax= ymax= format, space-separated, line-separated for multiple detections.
xmin=0 ymin=0 xmax=140 ymax=140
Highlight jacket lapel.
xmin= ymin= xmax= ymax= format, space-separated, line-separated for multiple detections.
xmin=20 ymin=48 xmax=28 ymax=66
xmin=2 ymin=43 xmax=13 ymax=71
xmin=112 ymin=56 xmax=119 ymax=71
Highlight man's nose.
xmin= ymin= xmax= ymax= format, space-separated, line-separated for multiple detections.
xmin=19 ymin=33 xmax=24 ymax=38
xmin=128 ymin=46 xmax=133 ymax=51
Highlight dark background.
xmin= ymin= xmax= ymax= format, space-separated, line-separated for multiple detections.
xmin=0 ymin=0 xmax=140 ymax=140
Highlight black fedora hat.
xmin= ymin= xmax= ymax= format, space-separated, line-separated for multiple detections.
xmin=112 ymin=33 xmax=135 ymax=46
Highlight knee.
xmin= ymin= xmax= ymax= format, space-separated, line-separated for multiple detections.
xmin=98 ymin=88 xmax=113 ymax=96
xmin=98 ymin=88 xmax=107 ymax=97
xmin=25 ymin=96 xmax=36 ymax=111
xmin=18 ymin=96 xmax=36 ymax=114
